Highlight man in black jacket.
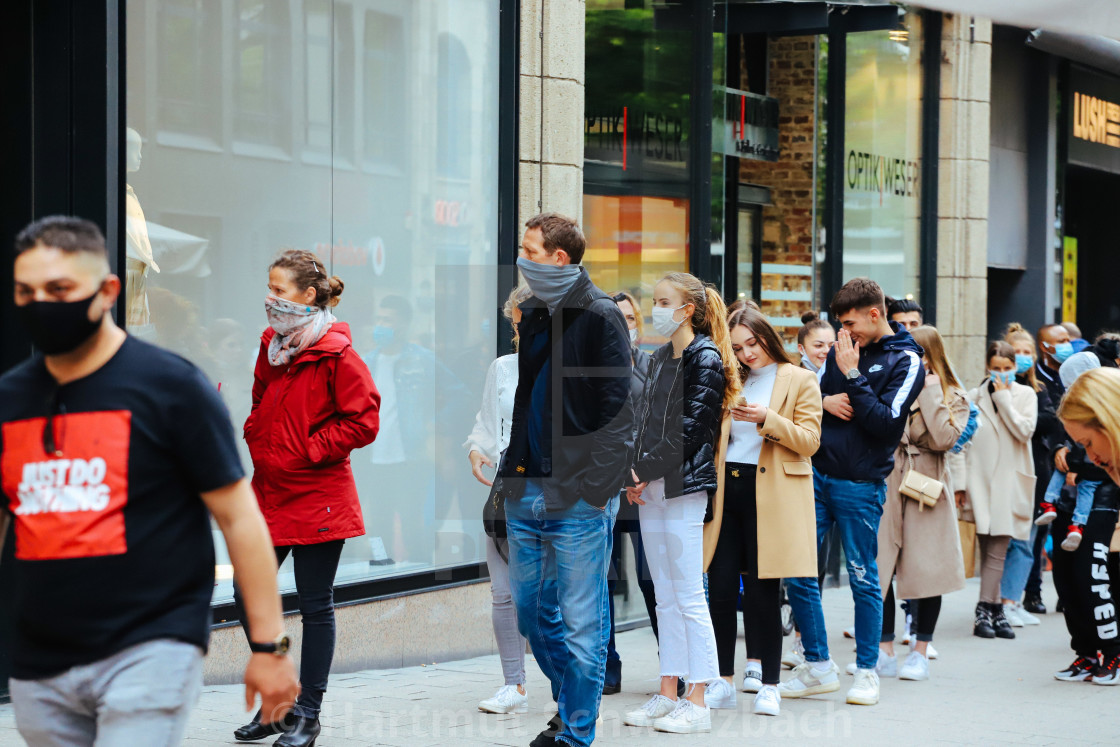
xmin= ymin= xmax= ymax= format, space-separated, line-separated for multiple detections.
xmin=498 ymin=213 xmax=633 ymax=747
xmin=781 ymin=279 xmax=924 ymax=708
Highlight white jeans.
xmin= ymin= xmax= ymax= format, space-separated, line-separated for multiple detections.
xmin=639 ymin=478 xmax=720 ymax=684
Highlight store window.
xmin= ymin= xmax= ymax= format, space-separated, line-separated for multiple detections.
xmin=126 ymin=0 xmax=502 ymax=604
xmin=843 ymin=13 xmax=924 ymax=301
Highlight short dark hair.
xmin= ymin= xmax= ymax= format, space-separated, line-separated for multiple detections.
xmin=887 ymin=296 xmax=923 ymax=319
xmin=525 ymin=213 xmax=586 ymax=265
xmin=831 ymin=277 xmax=886 ymax=318
xmin=379 ymin=294 xmax=413 ymax=328
xmin=15 ymin=216 xmax=107 ymax=259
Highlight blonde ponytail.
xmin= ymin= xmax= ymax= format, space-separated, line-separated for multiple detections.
xmin=703 ymin=286 xmax=743 ymax=411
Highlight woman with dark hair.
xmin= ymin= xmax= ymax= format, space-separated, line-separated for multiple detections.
xmin=704 ymin=305 xmax=822 ymax=717
xmin=603 ymin=289 xmax=661 ymax=695
xmin=953 ymin=340 xmax=1037 ymax=641
xmin=235 ymin=250 xmax=381 ymax=746
xmin=797 ymin=311 xmax=835 ymax=374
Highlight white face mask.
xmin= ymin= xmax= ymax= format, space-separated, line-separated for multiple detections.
xmin=629 ymin=328 xmax=638 ymax=344
xmin=651 ymin=304 xmax=687 ymax=338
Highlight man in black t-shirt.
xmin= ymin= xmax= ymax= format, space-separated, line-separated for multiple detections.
xmin=0 ymin=216 xmax=299 ymax=746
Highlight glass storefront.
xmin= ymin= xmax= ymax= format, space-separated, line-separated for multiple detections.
xmin=125 ymin=0 xmax=502 ymax=603
xmin=843 ymin=13 xmax=925 ymax=302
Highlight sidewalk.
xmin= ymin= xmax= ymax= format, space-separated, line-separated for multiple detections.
xmin=2 ymin=573 xmax=1117 ymax=745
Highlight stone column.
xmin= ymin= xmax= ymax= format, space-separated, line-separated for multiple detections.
xmin=937 ymin=15 xmax=992 ymax=385
xmin=520 ymin=0 xmax=585 ymax=227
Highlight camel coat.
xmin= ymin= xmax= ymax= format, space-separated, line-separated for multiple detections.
xmin=957 ymin=381 xmax=1038 ymax=540
xmin=704 ymin=363 xmax=823 ymax=578
xmin=878 ymin=379 xmax=969 ymax=599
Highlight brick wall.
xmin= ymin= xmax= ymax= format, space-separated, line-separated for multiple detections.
xmin=740 ymin=36 xmax=818 ymax=341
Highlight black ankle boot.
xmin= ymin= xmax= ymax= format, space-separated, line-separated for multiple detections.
xmin=233 ymin=710 xmax=294 ymax=742
xmin=275 ymin=716 xmax=320 ymax=747
xmin=1022 ymin=593 xmax=1047 ymax=614
xmin=973 ymin=603 xmax=995 ymax=639
xmin=603 ymin=659 xmax=621 ymax=695
xmin=989 ymin=603 xmax=1016 ymax=639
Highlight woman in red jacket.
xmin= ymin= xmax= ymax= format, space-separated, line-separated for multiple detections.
xmin=234 ymin=250 xmax=380 ymax=747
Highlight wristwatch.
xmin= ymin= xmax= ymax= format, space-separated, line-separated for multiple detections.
xmin=249 ymin=632 xmax=292 ymax=656
xmin=845 ymin=368 xmax=861 ymax=381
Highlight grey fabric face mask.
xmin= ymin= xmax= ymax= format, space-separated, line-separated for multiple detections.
xmin=516 ymin=257 xmax=582 ymax=314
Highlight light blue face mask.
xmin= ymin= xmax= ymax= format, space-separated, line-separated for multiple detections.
xmin=372 ymin=325 xmax=395 ymax=347
xmin=1051 ymin=341 xmax=1074 ymax=364
xmin=989 ymin=370 xmax=1015 ymax=386
xmin=1015 ymin=354 xmax=1033 ymax=375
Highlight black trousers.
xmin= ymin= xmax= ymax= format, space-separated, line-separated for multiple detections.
xmin=607 ymin=504 xmax=659 ymax=668
xmin=708 ymin=464 xmax=782 ymax=685
xmin=882 ymin=585 xmax=941 ymax=643
xmin=235 ymin=539 xmax=346 ymax=719
xmin=1052 ymin=507 xmax=1120 ymax=658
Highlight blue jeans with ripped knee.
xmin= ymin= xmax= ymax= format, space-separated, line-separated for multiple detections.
xmin=785 ymin=469 xmax=886 ymax=671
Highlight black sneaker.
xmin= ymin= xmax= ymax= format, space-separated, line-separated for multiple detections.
xmin=973 ymin=603 xmax=995 ymax=639
xmin=603 ymin=660 xmax=621 ymax=695
xmin=1022 ymin=593 xmax=1047 ymax=615
xmin=1094 ymin=654 xmax=1120 ymax=686
xmin=989 ymin=602 xmax=1016 ymax=639
xmin=1055 ymin=655 xmax=1099 ymax=682
xmin=529 ymin=713 xmax=562 ymax=747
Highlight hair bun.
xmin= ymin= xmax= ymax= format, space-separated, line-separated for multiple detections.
xmin=327 ymin=276 xmax=344 ymax=307
xmin=801 ymin=310 xmax=820 ymax=324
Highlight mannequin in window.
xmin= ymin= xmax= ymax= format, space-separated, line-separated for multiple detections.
xmin=125 ymin=127 xmax=159 ymax=333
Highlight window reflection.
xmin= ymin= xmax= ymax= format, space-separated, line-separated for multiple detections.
xmin=126 ymin=0 xmax=501 ymax=601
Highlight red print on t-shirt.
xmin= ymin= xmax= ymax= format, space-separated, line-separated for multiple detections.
xmin=2 ymin=411 xmax=131 ymax=560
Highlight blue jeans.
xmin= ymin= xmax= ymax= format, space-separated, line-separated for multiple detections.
xmin=1000 ymin=528 xmax=1037 ymax=602
xmin=1045 ymin=469 xmax=1102 ymax=526
xmin=506 ymin=481 xmax=617 ymax=747
xmin=785 ymin=470 xmax=886 ymax=670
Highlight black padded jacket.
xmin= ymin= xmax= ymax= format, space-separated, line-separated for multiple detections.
xmin=631 ymin=334 xmax=726 ymax=499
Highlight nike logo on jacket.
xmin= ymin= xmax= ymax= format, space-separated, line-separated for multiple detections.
xmin=815 ymin=321 xmax=926 ymax=482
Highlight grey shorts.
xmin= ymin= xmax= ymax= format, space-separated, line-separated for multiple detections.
xmin=9 ymin=638 xmax=204 ymax=747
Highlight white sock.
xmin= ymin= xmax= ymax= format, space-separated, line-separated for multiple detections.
xmin=810 ymin=661 xmax=832 ymax=674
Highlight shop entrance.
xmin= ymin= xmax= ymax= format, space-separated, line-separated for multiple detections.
xmin=1064 ymin=166 xmax=1120 ymax=338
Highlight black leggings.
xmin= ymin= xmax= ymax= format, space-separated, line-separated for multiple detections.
xmin=882 ymin=585 xmax=941 ymax=643
xmin=1052 ymin=507 xmax=1120 ymax=658
xmin=708 ymin=464 xmax=783 ymax=685
xmin=234 ymin=539 xmax=345 ymax=719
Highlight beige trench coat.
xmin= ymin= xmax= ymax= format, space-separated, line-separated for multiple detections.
xmin=878 ymin=379 xmax=969 ymax=599
xmin=704 ymin=363 xmax=823 ymax=578
xmin=957 ymin=381 xmax=1038 ymax=540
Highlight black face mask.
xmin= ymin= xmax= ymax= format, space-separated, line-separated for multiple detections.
xmin=17 ymin=287 xmax=105 ymax=355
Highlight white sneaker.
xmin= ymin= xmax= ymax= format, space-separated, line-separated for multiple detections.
xmin=752 ymin=685 xmax=781 ymax=716
xmin=477 ymin=684 xmax=528 ymax=714
xmin=704 ymin=678 xmax=737 ymax=709
xmin=845 ymin=649 xmax=896 ymax=677
xmin=898 ymin=650 xmax=930 ymax=681
xmin=1014 ymin=603 xmax=1041 ymax=626
xmin=1002 ymin=603 xmax=1025 ymax=627
xmin=622 ymin=694 xmax=677 ymax=727
xmin=843 ymin=626 xmax=856 ymax=639
xmin=927 ymin=643 xmax=939 ymax=660
xmin=901 ymin=612 xmax=913 ymax=645
xmin=653 ymin=699 xmax=711 ymax=734
xmin=781 ymin=638 xmax=805 ymax=669
xmin=778 ymin=660 xmax=840 ymax=698
xmin=742 ymin=665 xmax=763 ymax=693
xmin=846 ymin=668 xmax=880 ymax=705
